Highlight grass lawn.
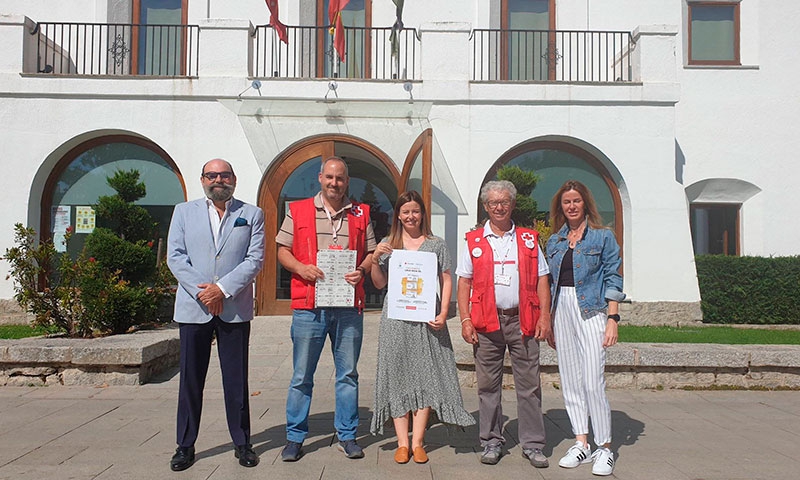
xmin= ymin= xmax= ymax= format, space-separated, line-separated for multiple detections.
xmin=619 ymin=325 xmax=800 ymax=345
xmin=0 ymin=324 xmax=54 ymax=340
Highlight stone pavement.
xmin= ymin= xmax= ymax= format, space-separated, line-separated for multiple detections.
xmin=1 ymin=313 xmax=799 ymax=480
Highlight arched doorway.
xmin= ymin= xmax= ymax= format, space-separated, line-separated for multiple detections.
xmin=40 ymin=134 xmax=186 ymax=260
xmin=257 ymin=135 xmax=401 ymax=315
xmin=482 ymin=140 xmax=623 ymax=243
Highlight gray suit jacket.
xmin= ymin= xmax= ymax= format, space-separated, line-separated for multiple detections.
xmin=167 ymin=197 xmax=265 ymax=324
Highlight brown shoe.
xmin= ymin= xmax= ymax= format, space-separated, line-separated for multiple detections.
xmin=394 ymin=446 xmax=410 ymax=464
xmin=412 ymin=447 xmax=428 ymax=464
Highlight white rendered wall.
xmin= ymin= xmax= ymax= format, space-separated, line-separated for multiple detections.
xmin=677 ymin=1 xmax=800 ymax=257
xmin=1 ymin=0 xmax=796 ymax=308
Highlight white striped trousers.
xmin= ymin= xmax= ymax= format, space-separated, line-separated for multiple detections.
xmin=553 ymin=286 xmax=612 ymax=446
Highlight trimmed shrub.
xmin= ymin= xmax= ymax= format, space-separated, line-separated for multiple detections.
xmin=3 ymin=169 xmax=172 ymax=337
xmin=496 ymin=165 xmax=542 ymax=228
xmin=84 ymin=228 xmax=156 ymax=284
xmin=696 ymin=255 xmax=800 ymax=324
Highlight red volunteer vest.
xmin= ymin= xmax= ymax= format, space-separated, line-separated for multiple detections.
xmin=289 ymin=197 xmax=370 ymax=310
xmin=466 ymin=227 xmax=541 ymax=336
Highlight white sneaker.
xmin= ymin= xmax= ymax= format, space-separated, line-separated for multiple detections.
xmin=591 ymin=447 xmax=614 ymax=476
xmin=558 ymin=441 xmax=592 ymax=468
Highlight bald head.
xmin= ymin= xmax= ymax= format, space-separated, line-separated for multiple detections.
xmin=202 ymin=158 xmax=235 ymax=177
xmin=201 ymin=158 xmax=236 ymax=203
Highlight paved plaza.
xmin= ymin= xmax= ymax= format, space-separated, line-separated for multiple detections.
xmin=1 ymin=314 xmax=798 ymax=479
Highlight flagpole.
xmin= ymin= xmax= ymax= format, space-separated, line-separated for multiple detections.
xmin=272 ymin=26 xmax=278 ymax=77
xmin=332 ymin=34 xmax=339 ymax=78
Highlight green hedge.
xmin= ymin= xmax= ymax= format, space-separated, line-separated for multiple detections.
xmin=696 ymin=255 xmax=800 ymax=324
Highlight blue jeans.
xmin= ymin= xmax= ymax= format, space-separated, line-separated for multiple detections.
xmin=286 ymin=308 xmax=363 ymax=443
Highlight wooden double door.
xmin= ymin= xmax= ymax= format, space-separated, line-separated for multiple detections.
xmin=256 ymin=131 xmax=432 ymax=315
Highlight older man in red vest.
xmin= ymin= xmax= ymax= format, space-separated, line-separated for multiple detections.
xmin=456 ymin=180 xmax=553 ymax=468
xmin=276 ymin=156 xmax=376 ymax=462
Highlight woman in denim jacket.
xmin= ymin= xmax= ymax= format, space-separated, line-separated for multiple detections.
xmin=545 ymin=180 xmax=625 ymax=477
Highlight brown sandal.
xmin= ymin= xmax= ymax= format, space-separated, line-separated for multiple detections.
xmin=394 ymin=446 xmax=410 ymax=464
xmin=412 ymin=447 xmax=428 ymax=464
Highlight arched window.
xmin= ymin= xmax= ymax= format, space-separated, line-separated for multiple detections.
xmin=484 ymin=140 xmax=622 ymax=241
xmin=41 ymin=135 xmax=185 ymax=259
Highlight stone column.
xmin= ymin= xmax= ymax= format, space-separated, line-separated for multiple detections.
xmin=418 ymin=22 xmax=471 ymax=99
xmin=631 ymin=24 xmax=678 ymax=84
xmin=198 ymin=18 xmax=253 ymax=77
xmin=0 ymin=14 xmax=38 ymax=74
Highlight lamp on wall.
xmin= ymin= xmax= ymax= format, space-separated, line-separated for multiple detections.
xmin=403 ymin=81 xmax=413 ymax=103
xmin=324 ymin=81 xmax=339 ymax=102
xmin=237 ymin=80 xmax=262 ymax=99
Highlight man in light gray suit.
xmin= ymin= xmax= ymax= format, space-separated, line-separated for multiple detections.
xmin=167 ymin=159 xmax=265 ymax=472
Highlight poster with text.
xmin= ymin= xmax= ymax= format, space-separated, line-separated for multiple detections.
xmin=315 ymin=249 xmax=357 ymax=307
xmin=51 ymin=205 xmax=71 ymax=253
xmin=75 ymin=206 xmax=96 ymax=233
xmin=387 ymin=250 xmax=437 ymax=322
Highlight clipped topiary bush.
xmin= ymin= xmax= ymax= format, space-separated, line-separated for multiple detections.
xmin=695 ymin=255 xmax=800 ymax=324
xmin=3 ymin=169 xmax=172 ymax=337
xmin=496 ymin=165 xmax=542 ymax=228
xmin=84 ymin=228 xmax=155 ymax=285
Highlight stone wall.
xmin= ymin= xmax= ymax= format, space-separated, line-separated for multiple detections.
xmin=0 ymin=299 xmax=29 ymax=325
xmin=620 ymin=301 xmax=704 ymax=326
xmin=0 ymin=326 xmax=179 ymax=386
xmin=453 ymin=336 xmax=800 ymax=390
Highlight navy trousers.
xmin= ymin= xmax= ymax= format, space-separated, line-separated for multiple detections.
xmin=176 ymin=317 xmax=251 ymax=448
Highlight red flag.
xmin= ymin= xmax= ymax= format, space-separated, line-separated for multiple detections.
xmin=328 ymin=0 xmax=350 ymax=61
xmin=265 ymin=0 xmax=288 ymax=44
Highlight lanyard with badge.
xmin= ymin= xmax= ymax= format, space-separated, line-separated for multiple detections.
xmin=491 ymin=234 xmax=514 ymax=286
xmin=323 ymin=204 xmax=344 ymax=250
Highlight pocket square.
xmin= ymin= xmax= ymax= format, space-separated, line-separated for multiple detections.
xmin=234 ymin=217 xmax=248 ymax=227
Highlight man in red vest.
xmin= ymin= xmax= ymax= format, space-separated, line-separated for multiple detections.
xmin=276 ymin=156 xmax=376 ymax=462
xmin=456 ymin=180 xmax=553 ymax=468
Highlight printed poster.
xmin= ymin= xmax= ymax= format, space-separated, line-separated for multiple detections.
xmin=315 ymin=249 xmax=357 ymax=307
xmin=75 ymin=206 xmax=96 ymax=233
xmin=387 ymin=249 xmax=437 ymax=322
xmin=51 ymin=205 xmax=71 ymax=253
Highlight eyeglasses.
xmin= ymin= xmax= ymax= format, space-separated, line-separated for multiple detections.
xmin=486 ymin=200 xmax=512 ymax=209
xmin=202 ymin=171 xmax=234 ymax=181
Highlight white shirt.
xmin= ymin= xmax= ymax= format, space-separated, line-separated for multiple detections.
xmin=455 ymin=221 xmax=549 ymax=309
xmin=206 ymin=197 xmax=233 ymax=298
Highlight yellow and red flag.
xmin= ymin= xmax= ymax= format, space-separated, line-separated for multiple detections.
xmin=328 ymin=0 xmax=350 ymax=61
xmin=265 ymin=0 xmax=288 ymax=44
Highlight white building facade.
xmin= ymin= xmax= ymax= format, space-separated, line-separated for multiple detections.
xmin=1 ymin=0 xmax=796 ymax=320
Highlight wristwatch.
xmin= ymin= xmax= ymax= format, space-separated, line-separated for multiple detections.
xmin=607 ymin=314 xmax=620 ymax=323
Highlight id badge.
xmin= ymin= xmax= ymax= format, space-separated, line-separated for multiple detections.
xmin=494 ymin=274 xmax=512 ymax=286
xmin=328 ymin=244 xmax=343 ymax=250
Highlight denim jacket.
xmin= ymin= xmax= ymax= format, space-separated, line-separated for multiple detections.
xmin=546 ymin=224 xmax=625 ymax=316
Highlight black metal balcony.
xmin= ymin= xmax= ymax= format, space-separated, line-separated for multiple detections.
xmin=252 ymin=24 xmax=419 ymax=80
xmin=471 ymin=29 xmax=634 ymax=83
xmin=29 ymin=22 xmax=199 ymax=76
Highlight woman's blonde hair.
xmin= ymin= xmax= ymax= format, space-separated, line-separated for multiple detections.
xmin=549 ymin=180 xmax=606 ymax=232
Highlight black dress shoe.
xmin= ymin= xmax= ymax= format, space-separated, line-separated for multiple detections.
xmin=170 ymin=446 xmax=195 ymax=471
xmin=234 ymin=444 xmax=259 ymax=467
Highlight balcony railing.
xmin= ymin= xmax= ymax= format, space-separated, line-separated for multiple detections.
xmin=29 ymin=22 xmax=199 ymax=76
xmin=253 ymin=25 xmax=419 ymax=80
xmin=471 ymin=29 xmax=634 ymax=83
